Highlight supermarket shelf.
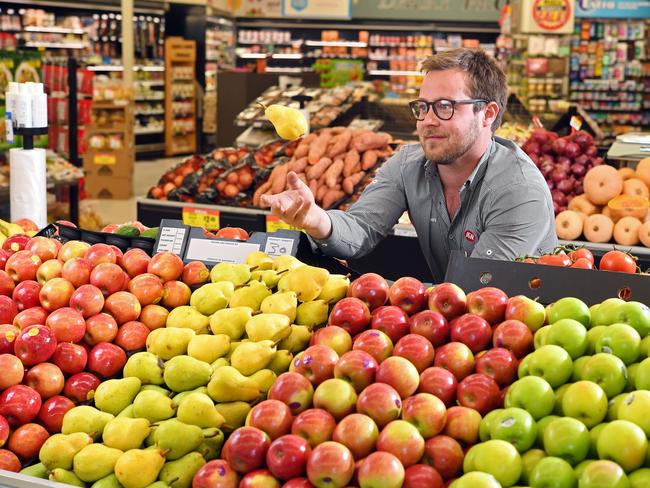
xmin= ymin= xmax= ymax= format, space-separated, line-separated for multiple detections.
xmin=305 ymin=40 xmax=367 ymax=48
xmin=238 ymin=39 xmax=303 ymax=46
xmin=272 ymin=53 xmax=304 ymax=59
xmin=368 ymin=69 xmax=422 ymax=76
xmin=24 ymin=25 xmax=86 ymax=34
xmin=136 ymin=96 xmax=165 ymax=101
xmin=87 ymin=65 xmax=165 ymax=72
xmin=135 ymin=80 xmax=165 ymax=87
xmin=136 ymin=110 xmax=165 ymax=115
xmin=135 ymin=127 xmax=164 ymax=135
xmin=0 ymin=466 xmax=73 ymax=488
xmin=238 ymin=53 xmax=267 ymax=59
xmin=25 ymin=41 xmax=88 ymax=49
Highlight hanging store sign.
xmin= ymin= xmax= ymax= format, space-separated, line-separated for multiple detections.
xmin=511 ymin=0 xmax=575 ymax=34
xmin=282 ymin=0 xmax=351 ymax=19
xmin=575 ymin=0 xmax=650 ymax=18
xmin=234 ymin=0 xmax=283 ymax=17
xmin=351 ymin=0 xmax=505 ymax=22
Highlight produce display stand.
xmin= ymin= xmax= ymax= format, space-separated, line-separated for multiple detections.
xmin=0 ymin=470 xmax=69 ymax=488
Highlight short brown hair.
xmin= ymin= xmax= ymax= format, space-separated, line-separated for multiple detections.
xmin=420 ymin=48 xmax=507 ymax=132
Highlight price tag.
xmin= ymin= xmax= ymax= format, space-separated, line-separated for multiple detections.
xmin=94 ymin=153 xmax=117 ymax=165
xmin=5 ymin=113 xmax=14 ymax=144
xmin=156 ymin=226 xmax=187 ymax=255
xmin=182 ymin=207 xmax=220 ymax=230
xmin=264 ymin=236 xmax=296 ymax=257
xmin=266 ymin=215 xmax=302 ymax=233
xmin=570 ymin=116 xmax=583 ymax=132
xmin=185 ymin=238 xmax=260 ymax=264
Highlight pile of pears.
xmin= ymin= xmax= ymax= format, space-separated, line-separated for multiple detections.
xmin=29 ymin=251 xmax=349 ymax=488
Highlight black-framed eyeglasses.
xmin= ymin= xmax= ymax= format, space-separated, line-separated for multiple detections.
xmin=409 ymin=98 xmax=489 ymax=121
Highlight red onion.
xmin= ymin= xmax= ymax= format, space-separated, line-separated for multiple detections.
xmin=552 ymin=190 xmax=567 ymax=206
xmin=532 ymin=129 xmax=550 ymax=144
xmin=585 ymin=145 xmax=598 ymax=157
xmin=572 ymin=130 xmax=594 ymax=149
xmin=557 ymin=177 xmax=576 ymax=193
xmin=552 ymin=138 xmax=568 ymax=155
xmin=547 ymin=180 xmax=556 ymax=191
xmin=551 ymin=168 xmax=567 ymax=183
xmin=570 ymin=163 xmax=587 ymax=178
xmin=541 ymin=142 xmax=553 ymax=154
xmin=564 ymin=142 xmax=581 ymax=159
xmin=592 ymin=157 xmax=604 ymax=166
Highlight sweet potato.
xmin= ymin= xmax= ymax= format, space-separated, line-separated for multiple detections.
xmin=302 ymin=133 xmax=317 ymax=144
xmin=324 ymin=160 xmax=344 ymax=189
xmin=316 ymin=185 xmax=329 ymax=203
xmin=352 ymin=132 xmax=391 ymax=153
xmin=294 ymin=144 xmax=309 ymax=159
xmin=308 ymin=132 xmax=333 ymax=164
xmin=306 ymin=157 xmax=333 ymax=180
xmin=270 ymin=164 xmax=289 ymax=194
xmin=343 ymin=171 xmax=366 ymax=194
xmin=290 ymin=157 xmax=309 ymax=173
xmin=343 ymin=150 xmax=361 ymax=177
xmin=327 ymin=130 xmax=352 ymax=159
xmin=322 ymin=189 xmax=345 ymax=209
xmin=361 ymin=150 xmax=378 ymax=170
xmin=253 ymin=180 xmax=272 ymax=207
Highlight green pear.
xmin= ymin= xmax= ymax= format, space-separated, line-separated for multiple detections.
xmin=277 ymin=272 xmax=291 ymax=292
xmin=265 ymin=103 xmax=309 ymax=140
xmin=261 ymin=291 xmax=298 ymax=322
xmin=153 ymin=419 xmax=204 ymax=460
xmin=123 ymin=352 xmax=165 ymax=385
xmin=91 ymin=474 xmax=123 ymax=488
xmin=279 ymin=325 xmax=313 ymax=353
xmin=159 ymin=452 xmax=206 ymax=488
xmin=230 ymin=340 xmax=276 ymax=376
xmin=197 ymin=429 xmax=225 ymax=461
xmin=189 ymin=282 xmax=234 ymax=315
xmin=114 ymin=448 xmax=166 ymax=488
xmin=268 ymin=350 xmax=294 ymax=375
xmin=40 ymin=432 xmax=93 ymax=470
xmin=214 ymin=402 xmax=251 ymax=430
xmin=246 ymin=251 xmax=274 ymax=270
xmin=73 ymin=443 xmax=123 ymax=482
xmin=62 ymin=406 xmax=114 ymax=440
xmin=245 ymin=313 xmax=291 ymax=342
xmin=20 ymin=462 xmax=49 ymax=479
xmin=177 ymin=392 xmax=225 ymax=428
xmin=207 ymin=366 xmax=260 ymax=403
xmin=140 ymin=385 xmax=171 ymax=396
xmin=286 ymin=265 xmax=330 ymax=302
xmin=146 ymin=328 xmax=195 ymax=360
xmin=318 ymin=274 xmax=350 ymax=302
xmin=166 ymin=306 xmax=210 ymax=334
xmin=144 ymin=483 xmax=171 ymax=488
xmin=273 ymin=255 xmax=304 ymax=273
xmin=163 ymin=355 xmax=212 ymax=392
xmin=117 ymin=405 xmax=134 ymax=418
xmin=228 ymin=280 xmax=271 ymax=311
xmin=251 ymin=269 xmax=285 ymax=288
xmin=187 ymin=334 xmax=230 ymax=364
xmin=225 ymin=341 xmax=243 ymax=360
xmin=211 ymin=357 xmax=230 ymax=370
xmin=103 ymin=417 xmax=151 ymax=451
xmin=132 ymin=390 xmax=175 ymax=423
xmin=209 ymin=262 xmax=251 ymax=286
xmin=94 ymin=377 xmax=142 ymax=416
xmin=249 ymin=369 xmax=277 ymax=395
xmin=171 ymin=387 xmax=209 ymax=408
xmin=296 ymin=300 xmax=329 ymax=327
xmin=49 ymin=468 xmax=86 ymax=487
xmin=209 ymin=307 xmax=253 ymax=339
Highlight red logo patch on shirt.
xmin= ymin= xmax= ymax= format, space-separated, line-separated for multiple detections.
xmin=464 ymin=230 xmax=476 ymax=242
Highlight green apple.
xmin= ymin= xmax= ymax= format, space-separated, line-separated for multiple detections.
xmin=589 ymin=304 xmax=600 ymax=326
xmin=634 ymin=358 xmax=650 ymax=390
xmin=554 ymin=383 xmax=572 ymax=416
xmin=529 ymin=456 xmax=576 ymax=488
xmin=464 ymin=439 xmax=522 ymax=487
xmin=618 ymin=391 xmax=650 ymax=436
xmin=572 ymin=355 xmax=592 ymax=382
xmin=505 ymin=376 xmax=555 ymax=420
xmin=597 ymin=420 xmax=648 ymax=473
xmin=578 ymin=460 xmax=630 ymax=488
xmin=490 ymin=407 xmax=537 ymax=453
xmin=595 ymin=323 xmax=641 ymax=365
xmin=521 ymin=448 xmax=546 ymax=485
xmin=534 ymin=325 xmax=551 ymax=350
xmin=608 ymin=393 xmax=628 ymax=421
xmin=543 ymin=417 xmax=590 ymax=466
xmin=479 ymin=408 xmax=503 ymax=442
xmin=549 ymin=297 xmax=591 ymax=328
xmin=536 ymin=415 xmax=560 ymax=448
xmin=575 ymin=459 xmax=596 ymax=480
xmin=591 ymin=298 xmax=625 ymax=326
xmin=616 ymin=301 xmax=650 ymax=338
xmin=561 ymin=380 xmax=608 ymax=428
xmin=581 ymin=353 xmax=628 ymax=399
xmin=518 ymin=355 xmax=531 ymax=378
xmin=629 ymin=468 xmax=650 ymax=488
xmin=450 ymin=472 xmax=501 ymax=488
xmin=626 ymin=364 xmax=639 ymax=392
xmin=546 ymin=319 xmax=588 ymax=359
xmin=589 ymin=423 xmax=609 ymax=459
xmin=640 ymin=336 xmax=650 ymax=359
xmin=528 ymin=345 xmax=573 ymax=388
xmin=586 ymin=326 xmax=608 ymax=355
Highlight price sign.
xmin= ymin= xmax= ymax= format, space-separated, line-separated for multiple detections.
xmin=93 ymin=153 xmax=117 ymax=165
xmin=5 ymin=113 xmax=13 ymax=144
xmin=264 ymin=236 xmax=296 ymax=257
xmin=266 ymin=215 xmax=302 ymax=233
xmin=570 ymin=116 xmax=583 ymax=132
xmin=182 ymin=207 xmax=220 ymax=230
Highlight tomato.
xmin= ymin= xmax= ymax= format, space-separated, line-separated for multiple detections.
xmin=537 ymin=254 xmax=572 ymax=267
xmin=571 ymin=257 xmax=594 ymax=270
xmin=599 ymin=250 xmax=637 ymax=274
xmin=568 ymin=248 xmax=594 ymax=264
xmin=215 ymin=227 xmax=249 ymax=241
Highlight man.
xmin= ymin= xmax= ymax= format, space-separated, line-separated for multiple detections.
xmin=261 ymin=48 xmax=557 ymax=282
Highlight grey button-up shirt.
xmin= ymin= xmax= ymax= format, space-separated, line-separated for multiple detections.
xmin=313 ymin=136 xmax=558 ymax=283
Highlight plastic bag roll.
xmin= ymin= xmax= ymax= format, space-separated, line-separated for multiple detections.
xmin=9 ymin=147 xmax=47 ymax=229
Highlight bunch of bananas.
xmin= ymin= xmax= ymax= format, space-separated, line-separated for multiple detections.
xmin=0 ymin=218 xmax=34 ymax=246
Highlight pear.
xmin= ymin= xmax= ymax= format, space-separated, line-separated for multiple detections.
xmin=296 ymin=300 xmax=329 ymax=327
xmin=166 ymin=306 xmax=210 ymax=334
xmin=20 ymin=462 xmax=49 ymax=479
xmin=268 ymin=350 xmax=294 ymax=375
xmin=225 ymin=341 xmax=241 ymax=360
xmin=209 ymin=262 xmax=251 ymax=286
xmin=215 ymin=402 xmax=251 ymax=430
xmin=264 ymin=103 xmax=308 ymax=140
xmin=207 ymin=366 xmax=260 ymax=403
xmin=91 ymin=474 xmax=123 ymax=488
xmin=177 ymin=392 xmax=225 ymax=428
xmin=146 ymin=328 xmax=195 ymax=360
xmin=279 ymin=325 xmax=313 ymax=353
xmin=246 ymin=251 xmax=274 ymax=270
xmin=117 ymin=405 xmax=134 ymax=418
xmin=163 ymin=355 xmax=212 ymax=392
xmin=94 ymin=377 xmax=142 ymax=415
xmin=249 ymin=369 xmax=277 ymax=395
xmin=277 ymin=272 xmax=292 ymax=292
xmin=251 ymin=269 xmax=285 ymax=288
xmin=103 ymin=417 xmax=151 ymax=451
xmin=171 ymin=386 xmax=209 ymax=408
xmin=287 ymin=265 xmax=330 ymax=302
xmin=189 ymin=282 xmax=234 ymax=316
xmin=261 ymin=291 xmax=298 ymax=322
xmin=73 ymin=443 xmax=123 ymax=482
xmin=49 ymin=468 xmax=86 ymax=487
xmin=245 ymin=313 xmax=291 ymax=342
xmin=318 ymin=274 xmax=350 ymax=302
xmin=230 ymin=340 xmax=276 ymax=376
xmin=187 ymin=334 xmax=230 ymax=364
xmin=159 ymin=452 xmax=206 ymax=488
xmin=273 ymin=255 xmax=304 ymax=273
xmin=211 ymin=357 xmax=230 ymax=370
xmin=209 ymin=307 xmax=252 ymax=339
xmin=61 ymin=406 xmax=113 ymax=440
xmin=114 ymin=448 xmax=166 ymax=488
xmin=197 ymin=429 xmax=225 ymax=461
xmin=153 ymin=419 xmax=204 ymax=460
xmin=123 ymin=352 xmax=164 ymax=385
xmin=228 ymin=280 xmax=271 ymax=311
xmin=145 ymin=483 xmax=171 ymax=488
xmin=132 ymin=390 xmax=176 ymax=423
xmin=140 ymin=385 xmax=171 ymax=396
xmin=40 ymin=432 xmax=93 ymax=470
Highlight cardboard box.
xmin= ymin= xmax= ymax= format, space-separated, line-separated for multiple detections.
xmin=84 ymin=174 xmax=133 ymax=199
xmin=83 ymin=148 xmax=134 ymax=179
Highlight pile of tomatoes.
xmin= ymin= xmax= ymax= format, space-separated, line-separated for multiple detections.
xmin=518 ymin=247 xmax=639 ymax=274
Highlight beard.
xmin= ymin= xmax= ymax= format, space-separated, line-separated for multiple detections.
xmin=420 ymin=117 xmax=481 ymax=165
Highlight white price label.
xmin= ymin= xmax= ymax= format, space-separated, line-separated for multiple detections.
xmin=5 ymin=113 xmax=13 ymax=144
xmin=185 ymin=239 xmax=260 ymax=264
xmin=156 ymin=227 xmax=186 ymax=255
xmin=264 ymin=236 xmax=295 ymax=257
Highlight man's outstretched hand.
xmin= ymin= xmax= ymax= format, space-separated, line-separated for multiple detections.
xmin=260 ymin=171 xmax=332 ymax=240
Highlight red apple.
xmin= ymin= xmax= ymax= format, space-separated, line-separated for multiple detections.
xmin=449 ymin=313 xmax=492 ymax=354
xmin=266 ymin=434 xmax=311 ymax=480
xmin=428 ymin=283 xmax=466 ymax=321
xmin=181 ymin=261 xmax=210 ymax=287
xmin=475 ymin=348 xmax=518 ymax=387
xmin=90 ymin=263 xmax=126 ymax=297
xmin=7 ymin=422 xmax=49 ymax=459
xmin=87 ymin=342 xmax=127 ymax=378
xmin=0 ymin=415 xmax=8 ymax=447
xmin=36 ymin=259 xmax=63 ymax=284
xmin=0 ymin=249 xmax=9 ymax=270
xmin=292 ymin=345 xmax=338 ymax=386
xmin=0 ymin=385 xmax=42 ymax=427
xmin=352 ymin=329 xmax=393 ymax=363
xmin=26 ymin=237 xmax=58 ymax=262
xmin=376 ymin=419 xmax=425 ymax=467
xmin=0 ymin=324 xmax=19 ymax=355
xmin=466 ymin=287 xmax=508 ymax=325
xmin=13 ymin=306 xmax=48 ymax=329
xmin=139 ymin=304 xmax=169 ymax=330
xmin=422 ymin=435 xmax=464 ymax=480
xmin=375 ymin=356 xmax=420 ymax=399
xmin=310 ymin=326 xmax=352 ymax=357
xmin=0 ymin=449 xmax=21 ymax=472
xmin=356 ymin=383 xmax=402 ymax=428
xmin=306 ymin=441 xmax=355 ymax=488
xmin=433 ymin=342 xmax=475 ymax=381
xmin=51 ymin=342 xmax=88 ymax=375
xmin=84 ymin=243 xmax=116 ymax=267
xmin=39 ymin=277 xmax=74 ymax=311
xmin=268 ymin=372 xmax=315 ymax=416
xmin=222 ymin=426 xmax=271 ymax=474
xmin=160 ymin=280 xmax=191 ymax=308
xmin=12 ymin=280 xmax=41 ymax=311
xmin=403 ymin=464 xmax=444 ymax=488
xmin=393 ymin=334 xmax=435 ymax=372
xmin=128 ymin=273 xmax=164 ymax=306
xmin=14 ymin=324 xmax=57 ymax=365
xmin=0 ymin=296 xmax=18 ymax=324
xmin=38 ymin=395 xmax=75 ymax=433
xmin=121 ymin=248 xmax=151 ymax=278
xmin=402 ymin=392 xmax=447 ymax=439
xmin=63 ymin=372 xmax=100 ymax=403
xmin=348 ymin=273 xmax=390 ymax=310
xmin=69 ymin=284 xmax=105 ymax=318
xmin=492 ymin=319 xmax=534 ymax=359
xmin=358 ymin=451 xmax=406 ymax=488
xmin=334 ymin=350 xmax=378 ymax=393
xmin=147 ymin=252 xmax=184 ymax=282
xmin=418 ymin=366 xmax=458 ymax=407
xmin=24 ymin=362 xmax=65 ymax=399
xmin=371 ymin=305 xmax=411 ymax=343
xmin=114 ymin=321 xmax=149 ymax=351
xmin=46 ymin=307 xmax=86 ymax=342
xmin=57 ymin=240 xmax=90 ymax=262
xmin=443 ymin=406 xmax=481 ymax=445
xmin=389 ymin=277 xmax=427 ymax=315
xmin=410 ymin=310 xmax=449 ymax=347
xmin=247 ymin=400 xmax=294 ymax=441
xmin=192 ymin=459 xmax=239 ymax=488
xmin=61 ymin=257 xmax=92 ymax=288
xmin=281 ymin=478 xmax=313 ymax=488
xmin=0 ymin=270 xmax=15 ymax=296
xmin=457 ymin=373 xmax=500 ymax=415
xmin=328 ymin=298 xmax=371 ymax=336
xmin=239 ymin=470 xmax=280 ymax=488
xmin=291 ymin=408 xmax=336 ymax=448
xmin=332 ymin=413 xmax=379 ymax=460
xmin=3 ymin=234 xmax=30 ymax=255
xmin=5 ymin=250 xmax=41 ymax=283
xmin=109 ymin=246 xmax=124 ymax=268
xmin=505 ymin=295 xmax=547 ymax=332
xmin=104 ymin=291 xmax=142 ymax=325
xmin=0 ymin=354 xmax=24 ymax=389
xmin=84 ymin=313 xmax=119 ymax=345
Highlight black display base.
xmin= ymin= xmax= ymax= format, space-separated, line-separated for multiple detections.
xmin=13 ymin=126 xmax=48 ymax=150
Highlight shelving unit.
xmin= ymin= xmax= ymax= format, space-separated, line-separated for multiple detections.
xmin=164 ymin=37 xmax=196 ymax=156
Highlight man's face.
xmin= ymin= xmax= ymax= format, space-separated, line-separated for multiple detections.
xmin=416 ymin=69 xmax=484 ymax=165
